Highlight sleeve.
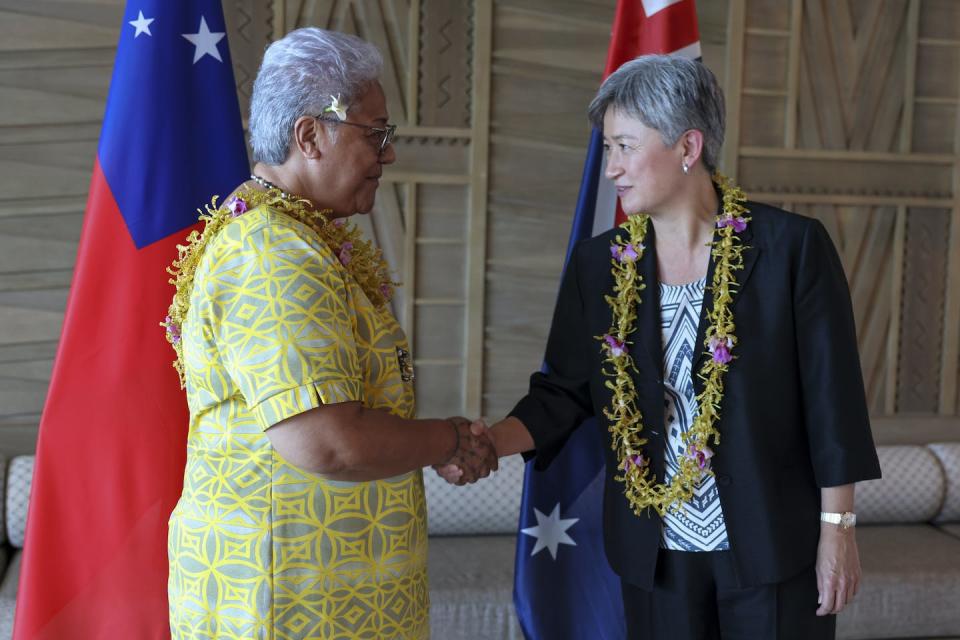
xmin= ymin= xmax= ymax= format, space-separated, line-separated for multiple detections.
xmin=793 ymin=219 xmax=882 ymax=487
xmin=208 ymin=220 xmax=364 ymax=430
xmin=509 ymin=242 xmax=596 ymax=470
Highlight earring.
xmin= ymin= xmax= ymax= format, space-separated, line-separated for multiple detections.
xmin=682 ymin=163 xmax=689 ymax=175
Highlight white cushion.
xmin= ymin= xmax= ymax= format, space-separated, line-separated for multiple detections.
xmin=857 ymin=446 xmax=944 ymax=524
xmin=423 ymin=454 xmax=524 ymax=535
xmin=0 ymin=456 xmax=6 ymax=547
xmin=929 ymin=442 xmax=960 ymax=522
xmin=6 ymin=456 xmax=34 ymax=548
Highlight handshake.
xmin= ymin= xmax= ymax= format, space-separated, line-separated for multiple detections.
xmin=433 ymin=416 xmax=499 ymax=485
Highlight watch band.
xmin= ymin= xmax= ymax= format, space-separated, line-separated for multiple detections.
xmin=820 ymin=511 xmax=857 ymax=528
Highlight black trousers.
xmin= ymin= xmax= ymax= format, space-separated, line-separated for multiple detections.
xmin=621 ymin=550 xmax=836 ymax=640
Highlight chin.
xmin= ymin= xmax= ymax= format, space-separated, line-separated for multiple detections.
xmin=619 ymin=199 xmax=645 ymax=216
xmin=355 ymin=198 xmax=377 ymax=215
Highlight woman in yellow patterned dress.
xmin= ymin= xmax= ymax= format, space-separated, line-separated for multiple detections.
xmin=163 ymin=28 xmax=496 ymax=640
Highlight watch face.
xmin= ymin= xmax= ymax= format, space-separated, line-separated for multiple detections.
xmin=840 ymin=513 xmax=856 ymax=528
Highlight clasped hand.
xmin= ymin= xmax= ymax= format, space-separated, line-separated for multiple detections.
xmin=434 ymin=418 xmax=497 ymax=485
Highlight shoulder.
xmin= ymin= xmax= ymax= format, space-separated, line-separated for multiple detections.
xmin=742 ymin=200 xmax=826 ymax=249
xmin=200 ymin=205 xmax=344 ymax=283
xmin=559 ymin=227 xmax=623 ymax=286
xmin=571 ymin=227 xmax=622 ymax=262
xmin=210 ymin=205 xmax=336 ymax=262
xmin=220 ymin=204 xmax=324 ymax=245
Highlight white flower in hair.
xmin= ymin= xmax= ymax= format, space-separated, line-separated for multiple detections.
xmin=324 ymin=94 xmax=348 ymax=121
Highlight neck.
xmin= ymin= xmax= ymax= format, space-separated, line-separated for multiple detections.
xmin=251 ymin=161 xmax=355 ymax=220
xmin=648 ymin=174 xmax=719 ymax=251
xmin=251 ymin=162 xmax=303 ymax=196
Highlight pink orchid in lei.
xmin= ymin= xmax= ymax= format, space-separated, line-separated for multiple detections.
xmin=686 ymin=443 xmax=714 ymax=470
xmin=338 ymin=241 xmax=354 ymax=266
xmin=610 ymin=242 xmax=641 ymax=263
xmin=380 ymin=283 xmax=392 ymax=299
xmin=332 ymin=218 xmax=346 ymax=228
xmin=604 ymin=334 xmax=627 ymax=358
xmin=623 ymin=453 xmax=648 ymax=472
xmin=709 ymin=336 xmax=733 ymax=364
xmin=226 ymin=195 xmax=247 ymax=218
xmin=716 ymin=214 xmax=747 ymax=233
xmin=164 ymin=316 xmax=181 ymax=344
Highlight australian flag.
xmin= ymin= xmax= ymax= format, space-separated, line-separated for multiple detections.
xmin=513 ymin=1 xmax=702 ymax=638
xmin=14 ymin=2 xmax=248 ymax=637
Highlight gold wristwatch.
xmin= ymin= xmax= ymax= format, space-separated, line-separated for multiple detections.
xmin=820 ymin=511 xmax=857 ymax=530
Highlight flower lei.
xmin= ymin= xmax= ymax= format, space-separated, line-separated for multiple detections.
xmin=599 ymin=174 xmax=750 ymax=517
xmin=161 ymin=187 xmax=396 ymax=387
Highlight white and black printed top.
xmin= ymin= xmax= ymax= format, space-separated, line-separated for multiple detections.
xmin=658 ymin=277 xmax=731 ymax=551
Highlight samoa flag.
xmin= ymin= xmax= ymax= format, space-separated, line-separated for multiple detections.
xmin=13 ymin=1 xmax=248 ymax=637
xmin=512 ymin=1 xmax=701 ymax=638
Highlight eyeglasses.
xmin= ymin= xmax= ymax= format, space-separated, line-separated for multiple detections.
xmin=315 ymin=116 xmax=397 ymax=153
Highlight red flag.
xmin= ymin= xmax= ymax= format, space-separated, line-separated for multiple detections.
xmin=605 ymin=0 xmax=700 ymax=76
xmin=13 ymin=2 xmax=248 ymax=637
xmin=605 ymin=0 xmax=701 ymax=226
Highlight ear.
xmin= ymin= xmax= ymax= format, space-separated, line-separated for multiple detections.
xmin=678 ymin=129 xmax=705 ymax=170
xmin=291 ymin=116 xmax=332 ymax=160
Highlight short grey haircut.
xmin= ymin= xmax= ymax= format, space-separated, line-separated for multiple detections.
xmin=587 ymin=54 xmax=725 ymax=172
xmin=249 ymin=28 xmax=383 ymax=164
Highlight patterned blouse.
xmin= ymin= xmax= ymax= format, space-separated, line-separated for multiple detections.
xmin=659 ymin=278 xmax=730 ymax=551
xmin=168 ymin=205 xmax=428 ymax=639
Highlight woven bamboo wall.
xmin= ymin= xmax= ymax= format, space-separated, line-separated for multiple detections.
xmin=0 ymin=1 xmax=123 ymax=455
xmin=724 ymin=0 xmax=960 ymax=421
xmin=0 ymin=0 xmax=957 ymax=456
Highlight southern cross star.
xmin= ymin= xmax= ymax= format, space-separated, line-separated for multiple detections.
xmin=521 ymin=503 xmax=579 ymax=560
xmin=129 ymin=10 xmax=154 ymax=38
xmin=182 ymin=16 xmax=225 ymax=64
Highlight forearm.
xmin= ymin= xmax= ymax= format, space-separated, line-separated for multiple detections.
xmin=816 ymin=483 xmax=861 ymax=616
xmin=821 ymin=484 xmax=855 ymax=512
xmin=324 ymin=406 xmax=457 ymax=481
xmin=267 ymin=401 xmax=456 ymax=481
xmin=488 ymin=416 xmax=535 ymax=457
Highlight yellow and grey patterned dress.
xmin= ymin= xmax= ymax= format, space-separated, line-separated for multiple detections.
xmin=168 ymin=204 xmax=428 ymax=639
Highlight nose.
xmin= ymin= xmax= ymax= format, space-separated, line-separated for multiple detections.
xmin=379 ymin=141 xmax=397 ymax=165
xmin=604 ymin=154 xmax=622 ymax=180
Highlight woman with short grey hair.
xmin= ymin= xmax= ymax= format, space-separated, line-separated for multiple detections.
xmin=165 ymin=27 xmax=496 ymax=639
xmin=439 ymin=54 xmax=881 ymax=639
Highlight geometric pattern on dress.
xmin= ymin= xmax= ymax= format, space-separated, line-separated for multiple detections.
xmin=168 ymin=206 xmax=427 ymax=640
xmin=658 ymin=278 xmax=730 ymax=552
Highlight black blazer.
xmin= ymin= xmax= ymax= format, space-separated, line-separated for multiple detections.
xmin=510 ymin=201 xmax=882 ymax=589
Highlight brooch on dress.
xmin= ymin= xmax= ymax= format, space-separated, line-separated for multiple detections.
xmin=396 ymin=346 xmax=415 ymax=382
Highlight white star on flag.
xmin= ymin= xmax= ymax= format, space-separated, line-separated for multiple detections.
xmin=641 ymin=0 xmax=685 ymax=16
xmin=182 ymin=16 xmax=225 ymax=64
xmin=129 ymin=10 xmax=154 ymax=38
xmin=521 ymin=503 xmax=579 ymax=560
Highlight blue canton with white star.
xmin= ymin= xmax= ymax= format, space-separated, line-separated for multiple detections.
xmin=100 ymin=1 xmax=248 ymax=248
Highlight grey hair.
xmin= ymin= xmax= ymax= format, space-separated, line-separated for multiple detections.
xmin=587 ymin=54 xmax=725 ymax=172
xmin=249 ymin=28 xmax=383 ymax=164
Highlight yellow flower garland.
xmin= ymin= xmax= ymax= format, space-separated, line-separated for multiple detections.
xmin=162 ymin=186 xmax=396 ymax=387
xmin=599 ymin=174 xmax=750 ymax=517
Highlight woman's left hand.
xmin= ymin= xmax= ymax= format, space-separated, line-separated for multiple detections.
xmin=815 ymin=523 xmax=861 ymax=616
